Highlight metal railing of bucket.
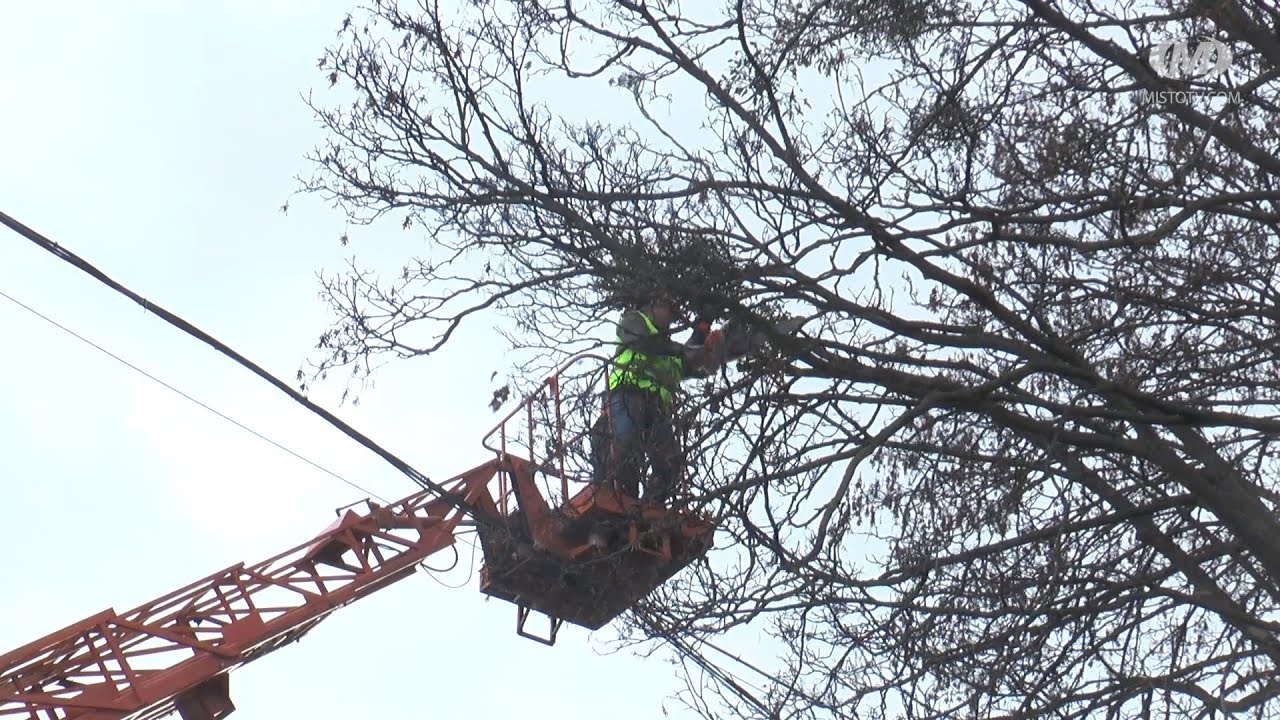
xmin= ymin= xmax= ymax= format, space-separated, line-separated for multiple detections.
xmin=481 ymin=352 xmax=614 ymax=516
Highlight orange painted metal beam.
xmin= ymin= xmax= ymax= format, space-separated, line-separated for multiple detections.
xmin=0 ymin=459 xmax=505 ymax=720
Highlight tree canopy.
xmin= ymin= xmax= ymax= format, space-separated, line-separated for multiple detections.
xmin=301 ymin=0 xmax=1280 ymax=716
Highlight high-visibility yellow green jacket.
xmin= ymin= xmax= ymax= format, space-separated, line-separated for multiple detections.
xmin=607 ymin=309 xmax=706 ymax=409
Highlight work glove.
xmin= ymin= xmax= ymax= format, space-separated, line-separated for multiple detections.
xmin=690 ymin=317 xmax=713 ymax=345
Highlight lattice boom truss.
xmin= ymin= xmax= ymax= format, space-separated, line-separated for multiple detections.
xmin=0 ymin=460 xmax=505 ymax=720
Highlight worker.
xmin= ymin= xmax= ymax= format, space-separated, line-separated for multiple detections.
xmin=591 ymin=289 xmax=721 ymax=506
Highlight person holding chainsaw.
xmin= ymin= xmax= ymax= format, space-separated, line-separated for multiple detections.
xmin=591 ymin=289 xmax=722 ymax=505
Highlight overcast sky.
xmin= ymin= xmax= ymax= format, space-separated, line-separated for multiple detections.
xmin=0 ymin=3 xmax=755 ymax=717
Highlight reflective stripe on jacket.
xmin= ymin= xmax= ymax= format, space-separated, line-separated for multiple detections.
xmin=607 ymin=311 xmax=683 ymax=408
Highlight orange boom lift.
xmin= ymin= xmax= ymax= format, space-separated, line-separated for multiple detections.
xmin=0 ymin=353 xmax=714 ymax=720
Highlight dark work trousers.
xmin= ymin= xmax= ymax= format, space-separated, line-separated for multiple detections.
xmin=603 ymin=387 xmax=682 ymax=504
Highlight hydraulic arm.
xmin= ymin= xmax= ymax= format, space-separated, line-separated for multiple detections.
xmin=0 ymin=459 xmax=505 ymax=720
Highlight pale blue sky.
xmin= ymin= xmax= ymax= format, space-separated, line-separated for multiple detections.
xmin=0 ymin=2 xmax=720 ymax=717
